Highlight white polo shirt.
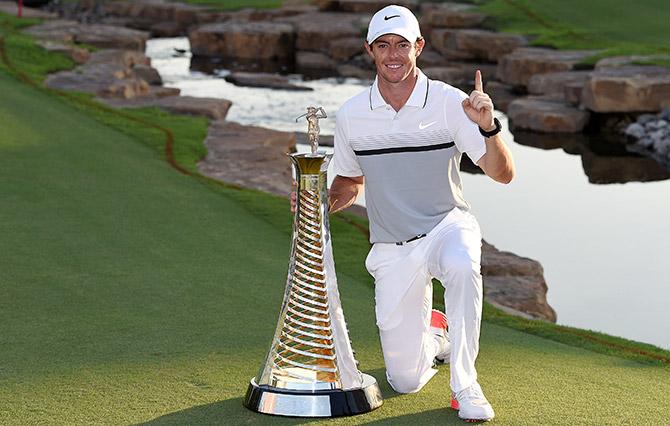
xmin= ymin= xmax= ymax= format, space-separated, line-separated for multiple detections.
xmin=332 ymin=69 xmax=486 ymax=244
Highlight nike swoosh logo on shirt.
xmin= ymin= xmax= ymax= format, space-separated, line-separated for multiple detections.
xmin=384 ymin=15 xmax=400 ymax=20
xmin=419 ymin=121 xmax=437 ymax=130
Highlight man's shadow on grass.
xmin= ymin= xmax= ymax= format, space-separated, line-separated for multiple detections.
xmin=138 ymin=368 xmax=474 ymax=425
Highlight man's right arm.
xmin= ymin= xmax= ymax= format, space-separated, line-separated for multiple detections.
xmin=329 ymin=175 xmax=364 ymax=214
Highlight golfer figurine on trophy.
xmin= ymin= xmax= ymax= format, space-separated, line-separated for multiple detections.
xmin=243 ymin=107 xmax=383 ymax=417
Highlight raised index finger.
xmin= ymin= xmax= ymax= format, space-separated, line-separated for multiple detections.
xmin=475 ymin=69 xmax=483 ymax=92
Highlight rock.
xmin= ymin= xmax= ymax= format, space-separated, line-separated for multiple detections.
xmin=189 ymin=21 xmax=295 ymax=61
xmin=481 ymin=241 xmax=556 ymax=322
xmin=423 ymin=62 xmax=498 ymax=86
xmin=329 ymin=37 xmax=364 ymax=61
xmin=104 ymin=96 xmax=232 ymax=120
xmin=336 ymin=64 xmax=375 ymax=80
xmin=76 ymin=24 xmax=149 ymax=51
xmin=296 ymin=51 xmax=337 ymax=71
xmin=132 ymin=64 xmax=162 ymax=85
xmin=150 ymin=96 xmax=232 ymax=120
xmin=579 ymin=149 xmax=670 ymax=184
xmin=595 ymin=54 xmax=670 ymax=70
xmin=497 ymin=47 xmax=599 ymax=87
xmin=197 ymin=121 xmax=296 ymax=196
xmin=527 ymin=71 xmax=592 ymax=100
xmin=421 ymin=2 xmax=486 ymax=29
xmin=563 ymin=81 xmax=585 ymax=105
xmin=625 ymin=123 xmax=646 ymax=139
xmin=36 ymin=40 xmax=90 ymax=64
xmin=335 ymin=0 xmax=419 ymax=13
xmin=23 ymin=20 xmax=80 ymax=43
xmin=150 ymin=21 xmax=183 ymax=37
xmin=276 ymin=12 xmax=368 ymax=53
xmin=224 ymin=72 xmax=313 ymax=91
xmin=431 ymin=29 xmax=527 ymax=63
xmin=581 ymin=65 xmax=670 ymax=113
xmin=485 ymin=81 xmax=516 ymax=113
xmin=660 ymin=108 xmax=670 ymax=121
xmin=87 ymin=49 xmax=151 ymax=67
xmin=507 ymin=97 xmax=590 ymax=133
xmin=417 ymin=48 xmax=448 ymax=68
xmin=45 ymin=63 xmax=150 ymax=99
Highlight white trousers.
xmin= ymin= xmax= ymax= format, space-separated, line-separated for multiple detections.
xmin=365 ymin=207 xmax=483 ymax=394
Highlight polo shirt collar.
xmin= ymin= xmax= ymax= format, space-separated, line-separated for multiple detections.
xmin=369 ymin=68 xmax=429 ymax=110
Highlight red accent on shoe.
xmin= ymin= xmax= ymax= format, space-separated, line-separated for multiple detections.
xmin=450 ymin=394 xmax=459 ymax=410
xmin=431 ymin=309 xmax=448 ymax=330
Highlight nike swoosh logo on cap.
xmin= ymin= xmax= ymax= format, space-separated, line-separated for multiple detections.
xmin=419 ymin=121 xmax=437 ymax=130
xmin=384 ymin=15 xmax=400 ymax=20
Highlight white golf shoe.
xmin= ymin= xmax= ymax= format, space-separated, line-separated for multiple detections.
xmin=451 ymin=382 xmax=495 ymax=422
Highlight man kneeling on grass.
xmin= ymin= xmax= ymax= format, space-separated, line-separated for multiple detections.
xmin=292 ymin=5 xmax=515 ymax=422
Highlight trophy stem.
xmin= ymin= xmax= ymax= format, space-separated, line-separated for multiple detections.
xmin=243 ymin=152 xmax=383 ymax=417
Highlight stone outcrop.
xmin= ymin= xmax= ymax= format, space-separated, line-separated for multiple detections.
xmin=420 ymin=2 xmax=486 ymax=29
xmin=581 ymin=66 xmax=670 ymax=113
xmin=497 ymin=47 xmax=599 ymax=87
xmin=431 ymin=29 xmax=527 ymax=63
xmin=189 ymin=21 xmax=295 ymax=60
xmin=224 ymin=72 xmax=313 ymax=91
xmin=329 ymin=37 xmax=364 ymax=61
xmin=46 ymin=63 xmax=150 ymax=99
xmin=25 ymin=20 xmax=149 ymax=51
xmin=481 ymin=242 xmax=556 ymax=322
xmin=296 ymin=51 xmax=337 ymax=73
xmin=507 ymin=97 xmax=590 ymax=133
xmin=36 ymin=40 xmax=90 ymax=64
xmin=331 ymin=0 xmax=418 ymax=13
xmin=198 ymin=121 xmax=296 ymax=196
xmin=527 ymin=71 xmax=592 ymax=100
xmin=275 ymin=12 xmax=369 ymax=53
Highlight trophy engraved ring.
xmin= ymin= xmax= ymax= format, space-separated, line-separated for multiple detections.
xmin=243 ymin=107 xmax=383 ymax=417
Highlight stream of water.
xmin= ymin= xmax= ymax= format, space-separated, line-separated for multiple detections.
xmin=147 ymin=38 xmax=670 ymax=350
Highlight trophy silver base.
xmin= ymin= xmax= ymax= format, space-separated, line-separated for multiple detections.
xmin=243 ymin=374 xmax=383 ymax=417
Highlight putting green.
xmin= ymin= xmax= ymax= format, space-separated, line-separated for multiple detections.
xmin=1 ymin=60 xmax=669 ymax=425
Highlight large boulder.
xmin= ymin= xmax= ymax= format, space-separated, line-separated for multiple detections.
xmin=431 ymin=29 xmax=527 ymax=63
xmin=0 ymin=1 xmax=57 ymax=18
xmin=329 ymin=37 xmax=365 ymax=61
xmin=497 ymin=47 xmax=599 ymax=87
xmin=481 ymin=241 xmax=556 ymax=322
xmin=276 ymin=12 xmax=368 ymax=53
xmin=224 ymin=72 xmax=313 ymax=91
xmin=45 ymin=64 xmax=150 ymax=99
xmin=420 ymin=2 xmax=486 ymax=29
xmin=527 ymin=70 xmax=592 ymax=100
xmin=75 ymin=24 xmax=149 ymax=51
xmin=507 ymin=97 xmax=590 ymax=133
xmin=581 ymin=65 xmax=670 ymax=113
xmin=103 ymin=96 xmax=232 ymax=121
xmin=189 ymin=21 xmax=295 ymax=60
xmin=36 ymin=40 xmax=90 ymax=64
xmin=198 ymin=121 xmax=296 ymax=196
xmin=335 ymin=0 xmax=419 ymax=13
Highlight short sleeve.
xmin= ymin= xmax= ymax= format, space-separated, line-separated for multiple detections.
xmin=445 ymin=88 xmax=487 ymax=164
xmin=332 ymin=110 xmax=363 ymax=177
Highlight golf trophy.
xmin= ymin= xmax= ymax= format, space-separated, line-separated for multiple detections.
xmin=243 ymin=107 xmax=383 ymax=417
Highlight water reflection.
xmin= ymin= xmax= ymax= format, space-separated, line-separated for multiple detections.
xmin=514 ymin=130 xmax=670 ymax=184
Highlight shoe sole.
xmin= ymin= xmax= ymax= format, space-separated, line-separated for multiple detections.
xmin=451 ymin=396 xmax=493 ymax=423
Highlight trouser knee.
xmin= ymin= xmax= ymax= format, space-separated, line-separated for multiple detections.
xmin=386 ymin=370 xmax=424 ymax=394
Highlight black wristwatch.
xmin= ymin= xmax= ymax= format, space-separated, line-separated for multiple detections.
xmin=479 ymin=117 xmax=502 ymax=137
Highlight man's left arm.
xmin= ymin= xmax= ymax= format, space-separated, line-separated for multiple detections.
xmin=462 ymin=70 xmax=516 ymax=184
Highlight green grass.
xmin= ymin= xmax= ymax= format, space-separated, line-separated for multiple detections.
xmin=2 ymin=9 xmax=670 ymax=425
xmin=474 ymin=0 xmax=670 ymax=65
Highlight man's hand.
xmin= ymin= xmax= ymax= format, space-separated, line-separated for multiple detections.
xmin=462 ymin=70 xmax=495 ymax=131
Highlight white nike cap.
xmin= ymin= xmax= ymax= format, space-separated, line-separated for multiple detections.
xmin=366 ymin=4 xmax=422 ymax=44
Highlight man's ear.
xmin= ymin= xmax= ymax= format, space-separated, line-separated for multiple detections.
xmin=364 ymin=42 xmax=374 ymax=60
xmin=415 ymin=38 xmax=425 ymax=57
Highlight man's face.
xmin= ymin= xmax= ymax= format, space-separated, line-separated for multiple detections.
xmin=365 ymin=34 xmax=424 ymax=84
